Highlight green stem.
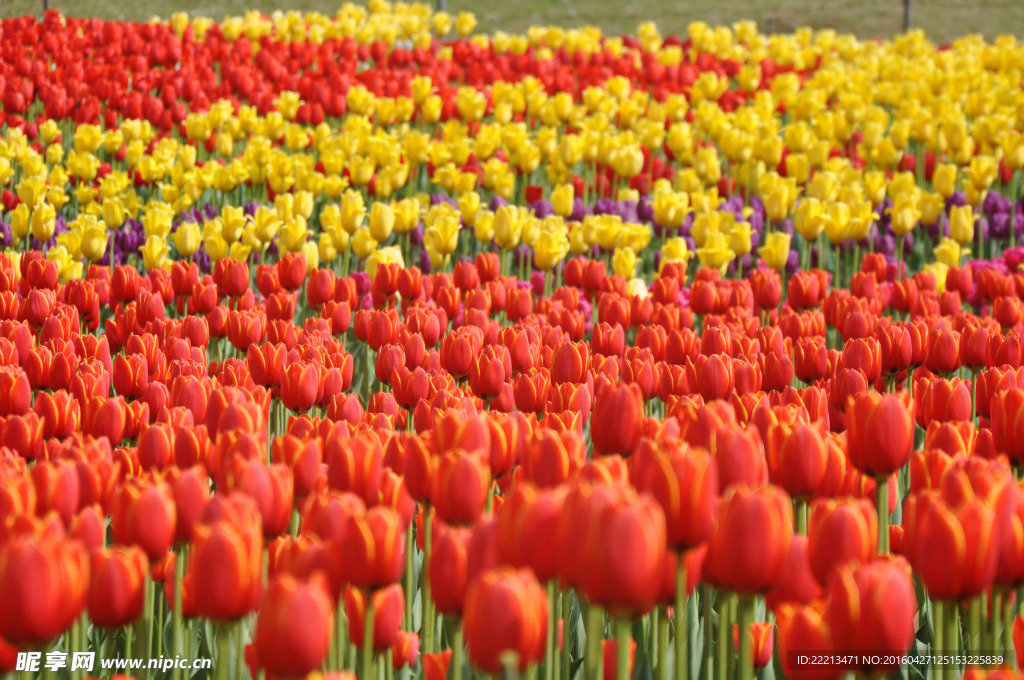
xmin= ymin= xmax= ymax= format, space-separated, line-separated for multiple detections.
xmin=715 ymin=592 xmax=728 ymax=680
xmin=134 ymin=575 xmax=152 ymax=680
xmin=932 ymin=600 xmax=944 ymax=679
xmin=216 ymin=625 xmax=230 ymax=680
xmin=404 ymin=529 xmax=414 ymax=632
xmin=453 ymin=620 xmax=465 ymax=680
xmin=561 ymin=590 xmax=572 ymax=680
xmin=737 ymin=596 xmax=754 ymax=680
xmin=657 ymin=606 xmax=670 ymax=680
xmin=942 ymin=602 xmax=958 ymax=680
xmin=795 ymin=500 xmax=807 ymax=535
xmin=702 ymin=588 xmax=713 ymax=680
xmin=969 ymin=594 xmax=982 ymax=653
xmin=1003 ymin=589 xmax=1014 ymax=666
xmin=675 ymin=561 xmax=688 ymax=680
xmin=361 ymin=594 xmax=376 ymax=680
xmin=422 ymin=506 xmax=434 ymax=654
xmin=336 ymin=599 xmax=348 ymax=671
xmin=877 ymin=477 xmax=890 ymax=554
xmin=585 ymin=604 xmax=605 ymax=680
xmin=617 ymin=619 xmax=632 ymax=680
xmin=651 ymin=607 xmax=659 ymax=669
xmin=546 ymin=582 xmax=556 ymax=680
xmin=172 ymin=551 xmax=184 ymax=680
xmin=971 ymin=367 xmax=980 ymax=426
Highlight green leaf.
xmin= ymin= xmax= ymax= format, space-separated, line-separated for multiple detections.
xmin=635 ymin=646 xmax=653 ymax=680
xmin=688 ymin=592 xmax=702 ymax=680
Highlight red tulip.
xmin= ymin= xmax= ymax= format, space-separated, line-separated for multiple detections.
xmin=705 ymin=485 xmax=793 ymax=594
xmin=807 ymin=498 xmax=877 ymax=587
xmin=464 ymin=568 xmax=548 ymax=673
xmin=845 ymin=391 xmax=914 ymax=478
xmin=255 ymin=575 xmax=334 ymax=677
xmin=88 ymin=546 xmax=149 ymax=629
xmin=346 ymin=584 xmax=405 ymax=652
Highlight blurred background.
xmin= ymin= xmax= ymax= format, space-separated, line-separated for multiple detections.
xmin=1 ymin=0 xmax=1023 ymax=48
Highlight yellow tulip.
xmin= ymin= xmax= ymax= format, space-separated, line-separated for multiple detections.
xmin=918 ymin=193 xmax=945 ymax=227
xmin=889 ymin=194 xmax=922 ymax=236
xmin=172 ymin=222 xmax=202 ymax=257
xmin=659 ymin=237 xmax=694 ymax=272
xmin=847 ymin=201 xmax=875 ymax=241
xmin=807 ymin=171 xmax=840 ymax=203
xmin=9 ymin=204 xmax=30 ymax=241
xmin=551 ymin=184 xmax=575 ymax=218
xmin=967 ymin=155 xmax=998 ymax=191
xmin=612 ymin=247 xmax=637 ymax=279
xmin=697 ymin=232 xmax=735 ymax=275
xmin=474 ymin=210 xmax=496 ymax=244
xmin=933 ymin=237 xmax=966 ymax=269
xmin=458 ymin=192 xmax=481 ymax=227
xmin=30 ymin=204 xmax=56 ymax=243
xmin=493 ymin=205 xmax=523 ymax=251
xmin=369 ymin=202 xmax=396 ymax=242
xmin=653 ymin=190 xmax=689 ymax=229
xmin=351 ymin=228 xmax=379 ymax=259
xmin=794 ymin=198 xmax=827 ymax=241
xmin=726 ymin=220 xmax=753 ymax=257
xmin=318 ymin=233 xmax=338 ymax=264
xmin=301 ymin=241 xmax=319 ymax=274
xmin=252 ymin=206 xmax=282 ymax=244
xmin=220 ymin=205 xmax=247 ymax=242
xmin=932 ymin=163 xmax=958 ymax=199
xmin=366 ymin=245 xmax=405 ymax=280
xmin=279 ymin=216 xmax=309 ymax=253
xmin=142 ymin=235 xmax=171 ymax=271
xmin=80 ymin=220 xmax=108 ymax=263
xmin=824 ymin=202 xmax=851 ymax=245
xmin=785 ymin=153 xmax=810 ymax=184
xmin=17 ymin=176 xmax=47 ymax=210
xmin=341 ymin=190 xmax=366 ymax=234
xmin=949 ymin=205 xmax=975 ymax=246
xmin=424 ymin=214 xmax=460 ymax=257
xmin=758 ymin=231 xmax=792 ymax=271
xmin=535 ymin=228 xmax=570 ymax=271
xmin=1002 ymin=131 xmax=1024 ymax=172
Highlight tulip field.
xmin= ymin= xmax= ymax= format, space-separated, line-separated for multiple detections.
xmin=3 ymin=5 xmax=1024 ymax=680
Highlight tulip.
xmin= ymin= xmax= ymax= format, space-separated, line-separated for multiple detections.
xmin=464 ymin=568 xmax=548 ymax=674
xmin=807 ymin=498 xmax=877 ymax=587
xmin=189 ymin=519 xmax=263 ymax=622
xmin=341 ymin=507 xmax=406 ymax=590
xmin=591 ymin=382 xmax=644 ymax=456
xmin=902 ymin=491 xmax=999 ymax=601
xmin=766 ymin=423 xmax=829 ymax=504
xmin=634 ymin=448 xmax=718 ymax=550
xmin=776 ymin=603 xmax=840 ymax=680
xmin=705 ymin=485 xmax=793 ymax=594
xmin=88 ymin=546 xmax=149 ymax=629
xmin=255 ymin=575 xmax=334 ymax=677
xmin=346 ymin=583 xmax=405 ymax=652
xmin=0 ymin=535 xmax=90 ymax=646
xmin=825 ymin=557 xmax=917 ymax=672
xmin=112 ymin=479 xmax=177 ymax=561
xmin=991 ymin=388 xmax=1024 ymax=464
xmin=577 ymin=493 xmax=667 ymax=617
xmin=428 ymin=526 xmax=471 ymax=616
